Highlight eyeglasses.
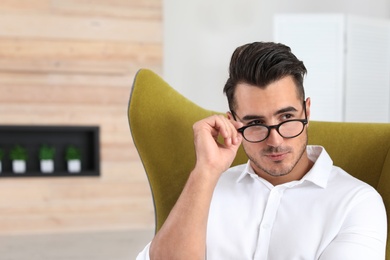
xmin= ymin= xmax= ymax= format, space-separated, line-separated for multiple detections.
xmin=231 ymin=102 xmax=308 ymax=143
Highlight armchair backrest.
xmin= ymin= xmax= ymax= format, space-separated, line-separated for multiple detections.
xmin=128 ymin=69 xmax=390 ymax=256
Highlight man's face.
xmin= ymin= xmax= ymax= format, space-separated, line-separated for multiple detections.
xmin=230 ymin=76 xmax=311 ymax=183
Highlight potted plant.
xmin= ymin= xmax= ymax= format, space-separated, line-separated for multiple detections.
xmin=0 ymin=148 xmax=4 ymax=173
xmin=65 ymin=145 xmax=81 ymax=173
xmin=10 ymin=145 xmax=28 ymax=173
xmin=39 ymin=144 xmax=56 ymax=173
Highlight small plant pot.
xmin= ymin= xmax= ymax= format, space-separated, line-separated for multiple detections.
xmin=41 ymin=160 xmax=54 ymax=173
xmin=13 ymin=160 xmax=26 ymax=174
xmin=0 ymin=161 xmax=2 ymax=173
xmin=67 ymin=159 xmax=81 ymax=173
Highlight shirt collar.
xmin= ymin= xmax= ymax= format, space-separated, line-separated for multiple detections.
xmin=236 ymin=145 xmax=333 ymax=188
xmin=236 ymin=162 xmax=257 ymax=183
xmin=300 ymin=146 xmax=333 ymax=188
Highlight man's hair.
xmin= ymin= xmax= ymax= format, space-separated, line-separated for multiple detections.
xmin=223 ymin=42 xmax=307 ymax=110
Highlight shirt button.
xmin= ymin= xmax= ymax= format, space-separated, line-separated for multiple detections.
xmin=262 ymin=224 xmax=271 ymax=229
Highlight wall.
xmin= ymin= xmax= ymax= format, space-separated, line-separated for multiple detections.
xmin=0 ymin=0 xmax=161 ymax=234
xmin=2 ymin=0 xmax=389 ymax=235
xmin=164 ymin=0 xmax=390 ymax=113
xmin=275 ymin=14 xmax=390 ymax=122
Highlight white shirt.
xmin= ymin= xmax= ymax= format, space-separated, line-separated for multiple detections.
xmin=137 ymin=146 xmax=387 ymax=259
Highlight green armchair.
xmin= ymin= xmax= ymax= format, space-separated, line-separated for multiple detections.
xmin=128 ymin=69 xmax=390 ymax=257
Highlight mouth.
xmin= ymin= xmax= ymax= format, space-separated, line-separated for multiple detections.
xmin=265 ymin=152 xmax=289 ymax=162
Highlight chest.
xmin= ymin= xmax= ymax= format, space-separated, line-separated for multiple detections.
xmin=206 ymin=183 xmax=346 ymax=260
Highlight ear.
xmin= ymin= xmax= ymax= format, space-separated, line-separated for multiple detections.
xmin=226 ymin=111 xmax=234 ymax=120
xmin=305 ymin=97 xmax=311 ymax=123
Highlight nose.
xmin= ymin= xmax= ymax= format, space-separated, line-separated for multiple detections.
xmin=265 ymin=128 xmax=283 ymax=147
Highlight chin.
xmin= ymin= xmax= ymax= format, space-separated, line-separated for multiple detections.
xmin=263 ymin=164 xmax=293 ymax=177
xmin=251 ymin=159 xmax=294 ymax=178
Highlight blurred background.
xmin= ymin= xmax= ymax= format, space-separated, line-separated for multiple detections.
xmin=0 ymin=0 xmax=389 ymax=259
xmin=165 ymin=0 xmax=390 ymax=122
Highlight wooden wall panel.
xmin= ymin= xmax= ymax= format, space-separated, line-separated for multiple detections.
xmin=0 ymin=72 xmax=136 ymax=87
xmin=0 ymin=0 xmax=161 ymax=234
xmin=51 ymin=0 xmax=162 ymax=20
xmin=0 ymin=37 xmax=161 ymax=74
xmin=0 ymin=13 xmax=161 ymax=42
xmin=0 ymin=0 xmax=51 ymax=13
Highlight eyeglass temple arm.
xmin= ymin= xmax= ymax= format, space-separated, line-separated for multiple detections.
xmin=230 ymin=110 xmax=238 ymax=121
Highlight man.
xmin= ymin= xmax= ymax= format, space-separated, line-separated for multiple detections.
xmin=137 ymin=42 xmax=387 ymax=259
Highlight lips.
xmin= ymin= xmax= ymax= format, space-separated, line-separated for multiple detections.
xmin=265 ymin=152 xmax=289 ymax=161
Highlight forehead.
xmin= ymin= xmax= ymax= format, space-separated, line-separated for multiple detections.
xmin=234 ymin=76 xmax=301 ymax=114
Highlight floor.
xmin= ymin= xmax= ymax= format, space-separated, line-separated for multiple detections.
xmin=0 ymin=229 xmax=154 ymax=260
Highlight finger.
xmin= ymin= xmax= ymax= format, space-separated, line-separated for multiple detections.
xmin=220 ymin=115 xmax=240 ymax=147
xmin=230 ymin=119 xmax=244 ymax=129
xmin=207 ymin=115 xmax=240 ymax=147
xmin=214 ymin=115 xmax=232 ymax=146
xmin=229 ymin=119 xmax=244 ymax=145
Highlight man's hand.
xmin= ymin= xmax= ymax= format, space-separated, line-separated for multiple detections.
xmin=193 ymin=115 xmax=243 ymax=176
xmin=149 ymin=115 xmax=243 ymax=260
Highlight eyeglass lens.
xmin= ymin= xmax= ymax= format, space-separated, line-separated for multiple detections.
xmin=242 ymin=120 xmax=305 ymax=142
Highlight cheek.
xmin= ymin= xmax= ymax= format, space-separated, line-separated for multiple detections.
xmin=297 ymin=130 xmax=309 ymax=145
xmin=242 ymin=142 xmax=264 ymax=156
xmin=289 ymin=132 xmax=309 ymax=155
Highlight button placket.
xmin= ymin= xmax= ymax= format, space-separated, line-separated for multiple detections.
xmin=254 ymin=186 xmax=285 ymax=260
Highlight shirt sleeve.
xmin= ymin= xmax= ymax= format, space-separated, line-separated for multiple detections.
xmin=319 ymin=190 xmax=387 ymax=260
xmin=136 ymin=242 xmax=151 ymax=260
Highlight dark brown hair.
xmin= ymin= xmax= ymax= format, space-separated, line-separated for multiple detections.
xmin=223 ymin=42 xmax=307 ymax=110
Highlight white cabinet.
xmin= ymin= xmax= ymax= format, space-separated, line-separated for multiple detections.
xmin=274 ymin=14 xmax=390 ymax=123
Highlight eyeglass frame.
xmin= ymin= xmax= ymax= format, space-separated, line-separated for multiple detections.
xmin=231 ymin=101 xmax=308 ymax=143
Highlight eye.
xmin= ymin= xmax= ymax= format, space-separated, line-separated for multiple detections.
xmin=281 ymin=113 xmax=294 ymax=121
xmin=248 ymin=120 xmax=264 ymax=125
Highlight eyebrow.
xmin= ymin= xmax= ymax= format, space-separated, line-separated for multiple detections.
xmin=240 ymin=106 xmax=298 ymax=121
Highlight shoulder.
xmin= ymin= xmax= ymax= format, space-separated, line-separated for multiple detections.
xmin=328 ymin=166 xmax=383 ymax=204
xmin=219 ymin=163 xmax=247 ymax=181
xmin=213 ymin=163 xmax=249 ymax=193
xmin=310 ymin=146 xmax=381 ymax=200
